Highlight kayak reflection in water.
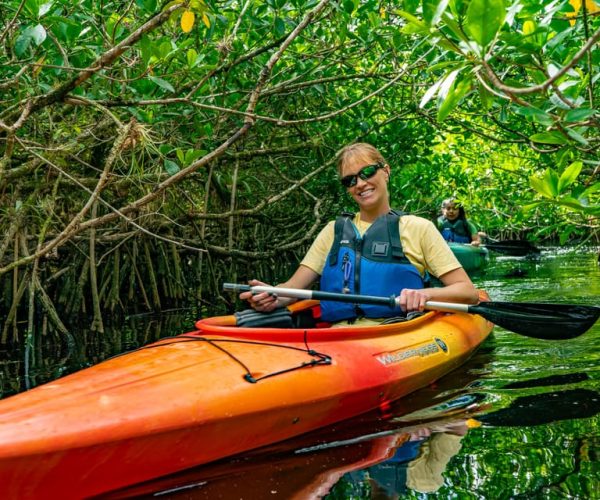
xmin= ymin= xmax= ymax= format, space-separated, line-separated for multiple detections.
xmin=338 ymin=386 xmax=600 ymax=498
xmin=344 ymin=420 xmax=470 ymax=497
xmin=240 ymin=143 xmax=479 ymax=323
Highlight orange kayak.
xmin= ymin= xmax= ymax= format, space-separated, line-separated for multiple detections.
xmin=0 ymin=296 xmax=493 ymax=498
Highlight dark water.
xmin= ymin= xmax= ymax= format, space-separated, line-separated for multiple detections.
xmin=2 ymin=248 xmax=600 ymax=498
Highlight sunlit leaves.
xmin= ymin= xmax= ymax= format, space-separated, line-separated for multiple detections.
xmin=530 ymin=168 xmax=559 ymax=198
xmin=186 ymin=48 xmax=198 ymax=67
xmin=395 ymin=10 xmax=429 ymax=35
xmin=528 ymin=161 xmax=598 ymax=216
xmin=557 ymin=161 xmax=582 ymax=193
xmin=176 ymin=148 xmax=206 ymax=166
xmin=419 ymin=67 xmax=473 ymax=121
xmin=422 ymin=0 xmax=450 ymax=26
xmin=465 ymin=0 xmax=506 ymax=49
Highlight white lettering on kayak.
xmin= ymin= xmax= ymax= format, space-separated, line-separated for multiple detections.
xmin=375 ymin=341 xmax=440 ymax=366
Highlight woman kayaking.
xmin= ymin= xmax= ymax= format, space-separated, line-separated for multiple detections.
xmin=240 ymin=143 xmax=479 ymax=324
xmin=437 ymin=198 xmax=482 ymax=246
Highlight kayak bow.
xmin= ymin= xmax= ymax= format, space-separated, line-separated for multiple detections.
xmin=0 ymin=296 xmax=493 ymax=498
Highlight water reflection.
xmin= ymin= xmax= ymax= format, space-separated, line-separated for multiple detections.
xmin=102 ymin=383 xmax=600 ymax=499
xmin=101 ymin=374 xmax=486 ymax=499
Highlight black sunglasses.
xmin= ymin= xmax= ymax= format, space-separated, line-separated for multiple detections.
xmin=340 ymin=162 xmax=385 ymax=188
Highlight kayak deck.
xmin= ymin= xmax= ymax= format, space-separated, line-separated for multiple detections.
xmin=0 ymin=298 xmax=493 ymax=498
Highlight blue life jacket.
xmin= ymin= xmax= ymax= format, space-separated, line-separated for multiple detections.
xmin=437 ymin=216 xmax=471 ymax=244
xmin=320 ymin=211 xmax=425 ymax=322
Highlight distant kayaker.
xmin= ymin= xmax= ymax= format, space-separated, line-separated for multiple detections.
xmin=240 ymin=143 xmax=479 ymax=324
xmin=437 ymin=198 xmax=482 ymax=246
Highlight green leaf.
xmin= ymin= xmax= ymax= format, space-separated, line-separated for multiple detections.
xmin=465 ymin=0 xmax=506 ymax=48
xmin=520 ymin=201 xmax=542 ymax=213
xmin=159 ymin=41 xmax=172 ymax=59
xmin=530 ymin=176 xmax=553 ymax=198
xmin=136 ymin=0 xmax=158 ymax=12
xmin=419 ymin=77 xmax=444 ymax=108
xmin=559 ymin=225 xmax=575 ymax=245
xmin=14 ymin=24 xmax=47 ymax=57
xmin=549 ymin=93 xmax=571 ymax=110
xmin=394 ymin=9 xmax=428 ymax=29
xmin=542 ymin=168 xmax=560 ymax=196
xmin=529 ymin=131 xmax=567 ymax=145
xmin=422 ymin=0 xmax=451 ymax=26
xmin=556 ymin=196 xmax=593 ymax=212
xmin=148 ymin=75 xmax=175 ymax=93
xmin=343 ymin=0 xmax=355 ymax=13
xmin=565 ymin=128 xmax=588 ymax=146
xmin=437 ymin=68 xmax=461 ymax=102
xmin=477 ymin=80 xmax=493 ymax=111
xmin=30 ymin=24 xmax=47 ymax=45
xmin=164 ymin=159 xmax=180 ymax=176
xmin=14 ymin=32 xmax=33 ymax=57
xmin=530 ymin=169 xmax=559 ymax=198
xmin=437 ymin=75 xmax=472 ymax=121
xmin=512 ymin=105 xmax=553 ymax=126
xmin=582 ymin=182 xmax=600 ymax=198
xmin=39 ymin=2 xmax=53 ymax=17
xmin=24 ymin=0 xmax=39 ymax=17
xmin=184 ymin=149 xmax=205 ymax=164
xmin=557 ymin=161 xmax=582 ymax=193
xmin=274 ymin=17 xmax=286 ymax=36
xmin=186 ymin=48 xmax=198 ymax=68
xmin=441 ymin=12 xmax=470 ymax=43
xmin=564 ymin=108 xmax=596 ymax=122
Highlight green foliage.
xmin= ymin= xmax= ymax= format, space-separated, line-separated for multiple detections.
xmin=0 ymin=0 xmax=598 ymax=330
xmin=393 ymin=0 xmax=599 ymax=240
xmin=465 ymin=0 xmax=506 ymax=49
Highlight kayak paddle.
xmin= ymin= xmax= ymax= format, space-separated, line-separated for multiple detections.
xmin=483 ymin=239 xmax=541 ymax=256
xmin=224 ymin=283 xmax=600 ymax=340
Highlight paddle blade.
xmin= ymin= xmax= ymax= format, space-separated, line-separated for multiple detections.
xmin=472 ymin=302 xmax=600 ymax=340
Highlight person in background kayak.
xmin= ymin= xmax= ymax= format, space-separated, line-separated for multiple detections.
xmin=437 ymin=198 xmax=482 ymax=246
xmin=240 ymin=143 xmax=479 ymax=324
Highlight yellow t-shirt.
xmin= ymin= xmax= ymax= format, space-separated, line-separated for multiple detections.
xmin=300 ymin=213 xmax=461 ymax=279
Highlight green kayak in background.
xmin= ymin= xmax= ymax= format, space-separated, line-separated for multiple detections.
xmin=448 ymin=243 xmax=489 ymax=273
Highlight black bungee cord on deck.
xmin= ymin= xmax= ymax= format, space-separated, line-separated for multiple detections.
xmin=104 ymin=333 xmax=332 ymax=384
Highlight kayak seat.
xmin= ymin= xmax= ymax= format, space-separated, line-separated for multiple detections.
xmin=234 ymin=304 xmax=333 ymax=329
xmin=234 ymin=308 xmax=293 ymax=328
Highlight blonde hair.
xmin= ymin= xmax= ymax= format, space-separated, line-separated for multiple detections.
xmin=336 ymin=143 xmax=387 ymax=175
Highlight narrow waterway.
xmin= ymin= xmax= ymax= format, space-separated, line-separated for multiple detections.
xmin=1 ymin=247 xmax=599 ymax=498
